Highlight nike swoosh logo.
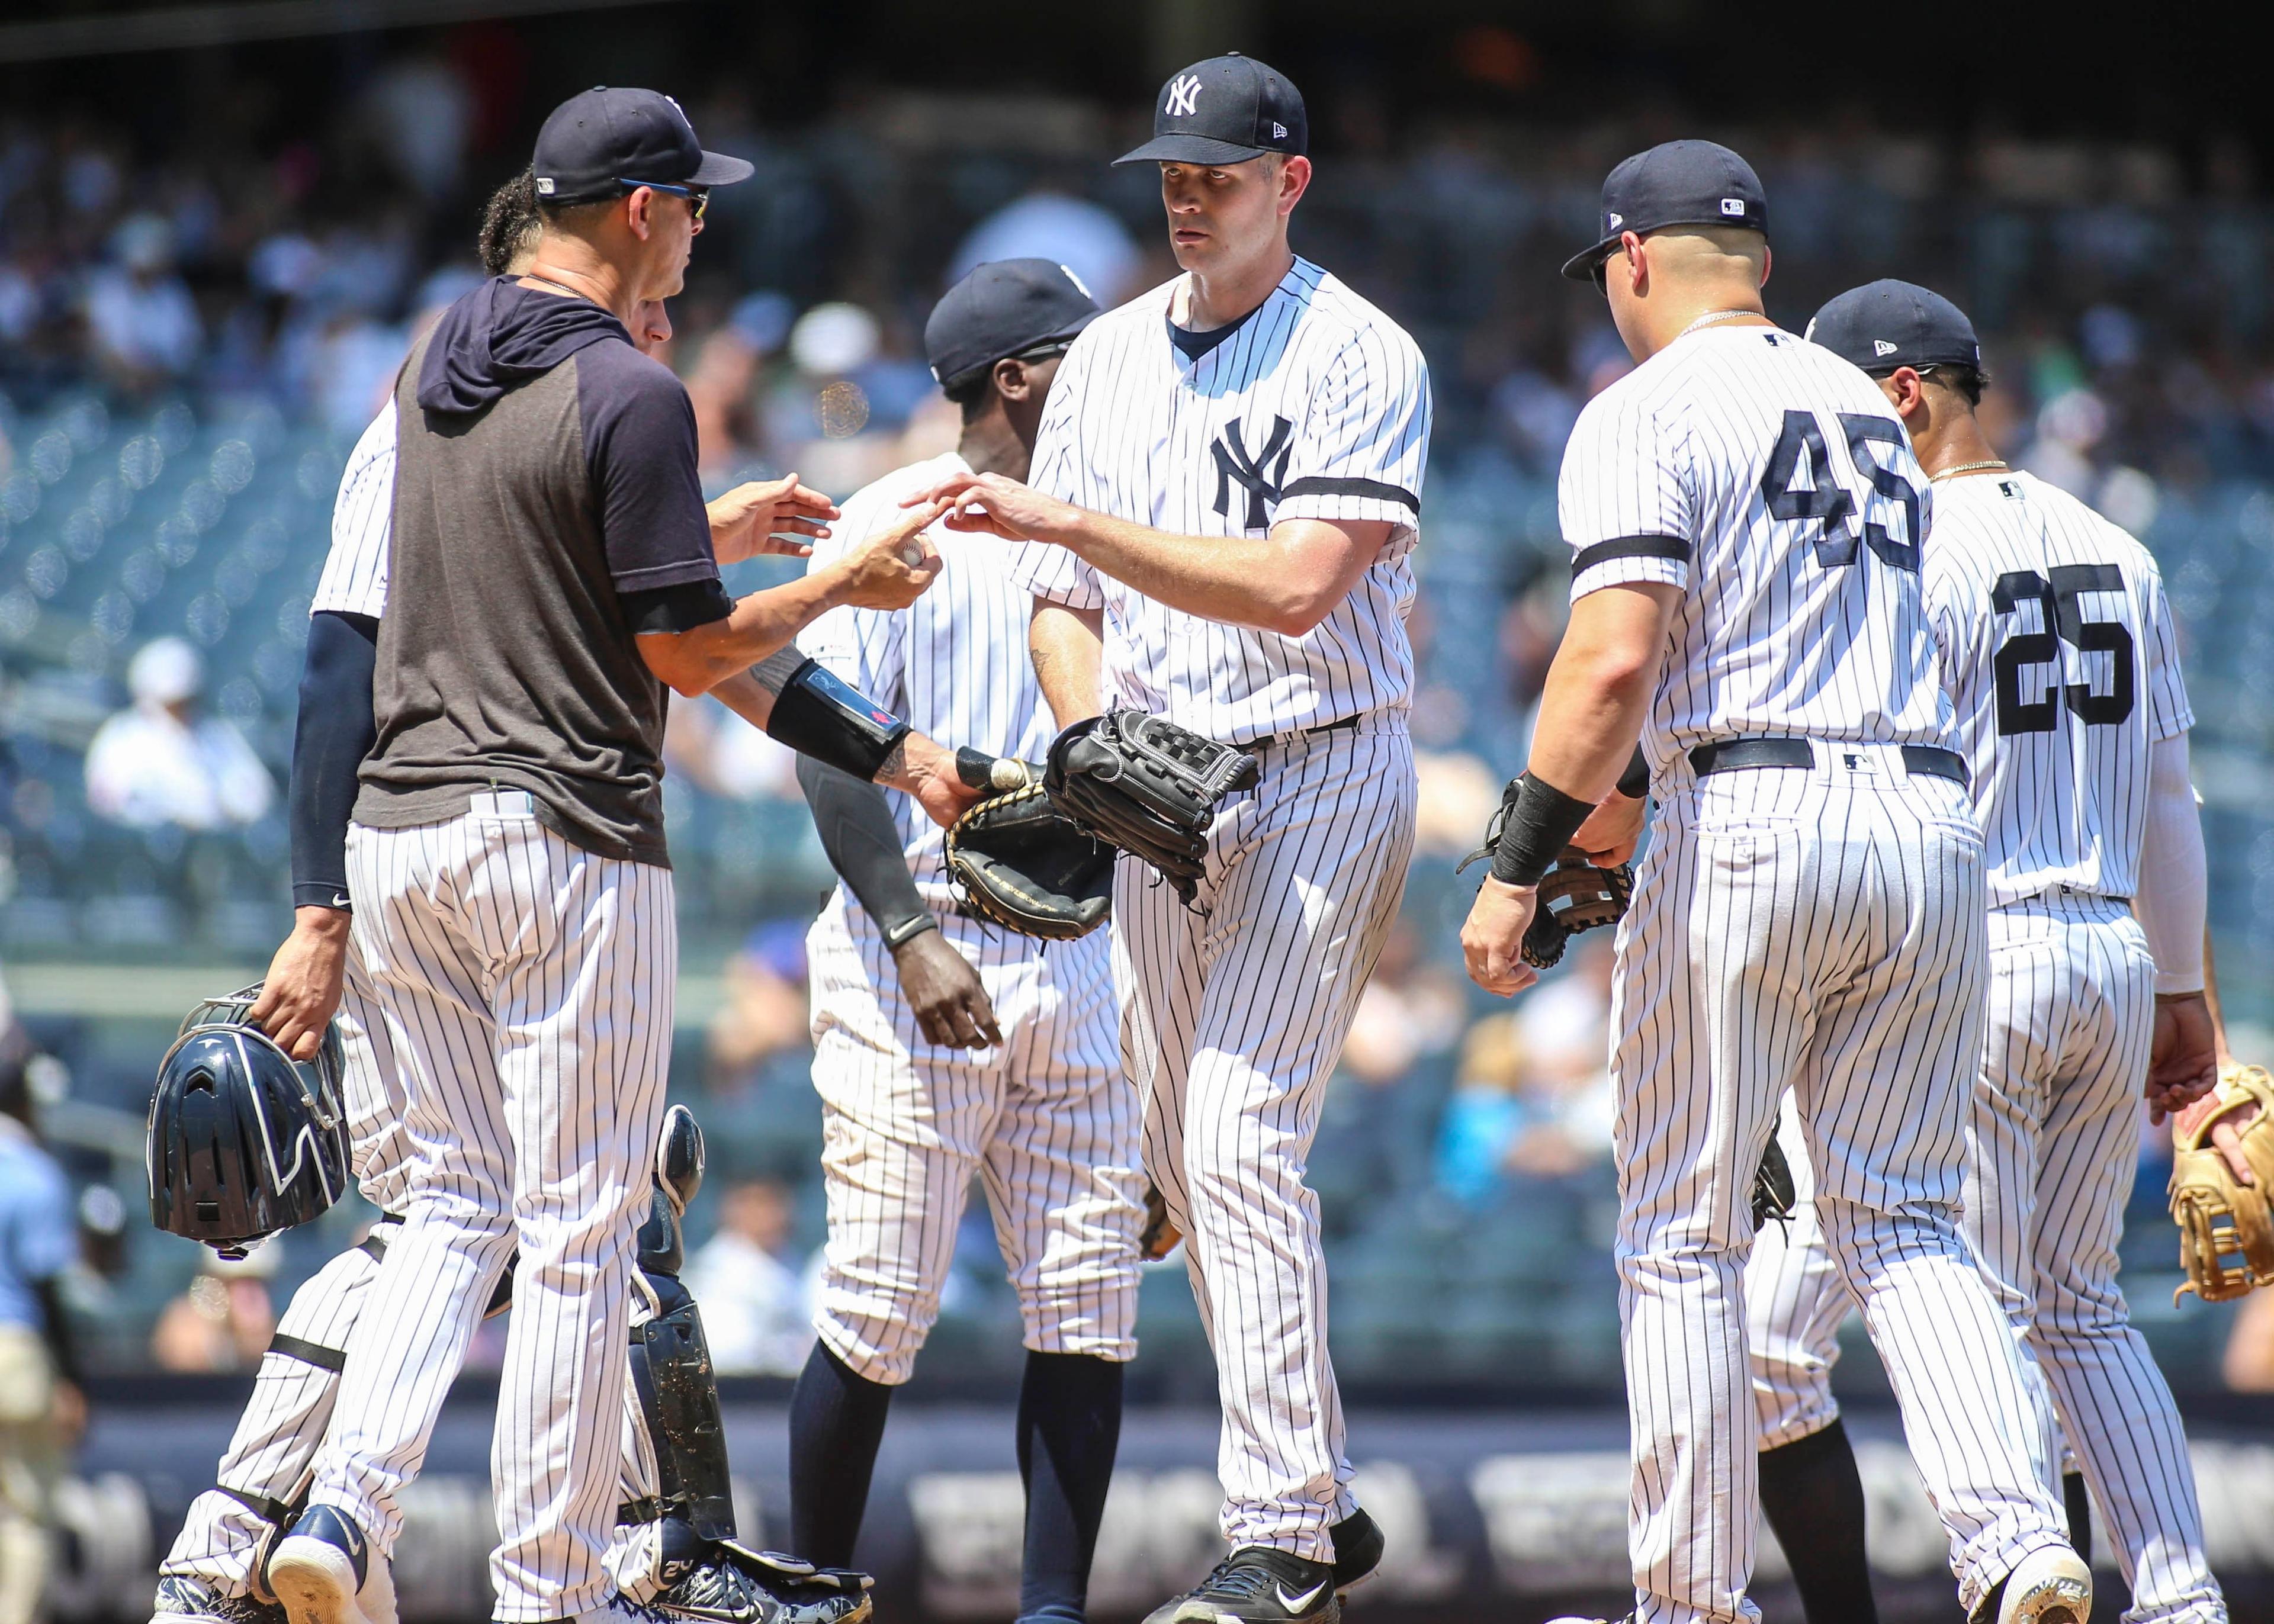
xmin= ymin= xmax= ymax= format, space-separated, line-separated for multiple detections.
xmin=1276 ymin=1582 xmax=1326 ymax=1614
xmin=332 ymin=893 xmax=351 ymax=908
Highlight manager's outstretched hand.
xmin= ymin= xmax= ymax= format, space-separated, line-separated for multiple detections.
xmin=836 ymin=496 xmax=953 ymax=608
xmin=708 ymin=471 xmax=840 ymax=563
xmin=903 ymin=469 xmax=1078 ymax=545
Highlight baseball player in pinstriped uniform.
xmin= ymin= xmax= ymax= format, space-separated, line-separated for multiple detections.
xmin=1456 ymin=143 xmax=2087 ymax=1624
xmin=781 ymin=259 xmax=1143 ymax=1624
xmin=153 ymin=176 xmax=878 ymax=1624
xmin=1740 ymin=282 xmax=2227 ymax=1624
xmin=909 ymin=54 xmax=1422 ymax=1624
xmin=257 ymin=90 xmax=985 ymax=1624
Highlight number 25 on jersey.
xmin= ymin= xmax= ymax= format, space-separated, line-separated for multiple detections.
xmin=1992 ymin=564 xmax=2136 ymax=736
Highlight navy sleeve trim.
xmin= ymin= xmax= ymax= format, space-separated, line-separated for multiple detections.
xmin=621 ymin=578 xmax=735 ymax=634
xmin=1280 ymin=475 xmax=1422 ymax=513
xmin=289 ymin=611 xmax=380 ymax=911
xmin=1572 ymin=535 xmax=1692 ymax=574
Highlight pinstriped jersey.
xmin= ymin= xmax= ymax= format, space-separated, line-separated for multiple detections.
xmin=1925 ymin=469 xmax=2191 ymax=908
xmin=1562 ymin=324 xmax=1947 ymax=777
xmin=311 ymin=401 xmax=396 ymax=620
xmin=804 ymin=451 xmax=1059 ymax=889
xmin=1006 ymin=257 xmax=1432 ymax=743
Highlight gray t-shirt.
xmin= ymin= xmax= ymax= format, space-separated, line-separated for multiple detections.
xmin=354 ymin=280 xmax=719 ymax=866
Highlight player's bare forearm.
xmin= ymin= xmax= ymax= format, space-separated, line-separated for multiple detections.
xmin=638 ymin=573 xmax=846 ymax=696
xmin=1526 ymin=583 xmax=1682 ymax=797
xmin=915 ymin=469 xmax=1387 ymax=636
xmin=1051 ymin=510 xmax=1391 ymax=636
xmin=1030 ymin=600 xmax=1106 ymax=726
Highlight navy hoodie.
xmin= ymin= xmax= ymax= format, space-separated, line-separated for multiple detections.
xmin=417 ymin=277 xmax=632 ymax=416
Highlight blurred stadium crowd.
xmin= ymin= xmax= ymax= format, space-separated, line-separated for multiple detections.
xmin=6 ymin=41 xmax=2274 ymax=1400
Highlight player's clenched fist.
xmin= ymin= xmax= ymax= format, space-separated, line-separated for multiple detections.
xmin=1462 ymin=876 xmax=1541 ymax=997
xmin=706 ymin=471 xmax=840 ymax=564
xmin=902 ymin=469 xmax=1079 ymax=544
xmin=834 ymin=496 xmax=952 ymax=608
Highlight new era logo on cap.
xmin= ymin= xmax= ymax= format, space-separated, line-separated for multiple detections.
xmin=1874 ymin=339 xmax=1899 ymax=356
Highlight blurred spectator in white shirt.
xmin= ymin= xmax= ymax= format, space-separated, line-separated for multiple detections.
xmin=82 ymin=214 xmax=202 ymax=387
xmin=84 ymin=638 xmax=274 ymax=831
xmin=683 ymin=1179 xmax=814 ymax=1377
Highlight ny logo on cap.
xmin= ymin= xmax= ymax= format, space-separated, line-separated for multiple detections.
xmin=1721 ymin=198 xmax=1746 ymax=217
xmin=1166 ymin=74 xmax=1203 ymax=117
xmin=1873 ymin=339 xmax=1898 ymax=356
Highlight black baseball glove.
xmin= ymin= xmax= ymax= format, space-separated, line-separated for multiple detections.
xmin=943 ymin=784 xmax=1114 ymax=941
xmin=1752 ymin=1135 xmax=1797 ymax=1230
xmin=1044 ymin=709 xmax=1258 ymax=903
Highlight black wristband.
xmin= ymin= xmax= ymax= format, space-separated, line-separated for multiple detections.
xmin=1616 ymin=745 xmax=1650 ymax=801
xmin=1489 ymin=773 xmax=1595 ymax=886
xmin=882 ymin=914 xmax=940 ymax=951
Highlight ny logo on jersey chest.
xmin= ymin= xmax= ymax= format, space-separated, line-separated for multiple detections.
xmin=1212 ymin=414 xmax=1295 ymax=529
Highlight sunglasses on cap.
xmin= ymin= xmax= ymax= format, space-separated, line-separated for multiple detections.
xmin=618 ymin=178 xmax=708 ymax=221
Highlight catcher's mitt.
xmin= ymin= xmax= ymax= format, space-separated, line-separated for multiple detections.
xmin=943 ymin=784 xmax=1114 ymax=941
xmin=1045 ymin=709 xmax=1258 ymax=904
xmin=2170 ymin=1062 xmax=2274 ymax=1303
xmin=1751 ymin=1134 xmax=1797 ymax=1230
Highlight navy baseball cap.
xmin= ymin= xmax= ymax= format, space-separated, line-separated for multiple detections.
xmin=926 ymin=259 xmax=1101 ymax=390
xmin=1116 ymin=54 xmax=1307 ymax=167
xmin=532 ymin=86 xmax=753 ymax=207
xmin=1562 ymin=139 xmax=1768 ymax=284
xmin=1806 ymin=279 xmax=1982 ymax=375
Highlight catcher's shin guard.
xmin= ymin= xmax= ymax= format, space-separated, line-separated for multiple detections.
xmin=628 ymin=1274 xmax=738 ymax=1542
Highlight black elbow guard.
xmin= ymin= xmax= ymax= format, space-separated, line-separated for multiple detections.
xmin=766 ymin=658 xmax=911 ymax=782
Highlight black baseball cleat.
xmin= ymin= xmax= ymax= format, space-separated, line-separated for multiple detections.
xmin=722 ymin=1548 xmax=872 ymax=1624
xmin=1326 ymin=1507 xmax=1383 ymax=1594
xmin=150 ymin=1575 xmax=289 ymax=1624
xmin=1142 ymin=1548 xmax=1341 ymax=1624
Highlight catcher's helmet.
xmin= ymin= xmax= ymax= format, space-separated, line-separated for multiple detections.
xmin=147 ymin=985 xmax=350 ymax=1258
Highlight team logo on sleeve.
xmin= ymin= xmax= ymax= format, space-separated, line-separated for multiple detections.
xmin=1211 ymin=415 xmax=1295 ymax=529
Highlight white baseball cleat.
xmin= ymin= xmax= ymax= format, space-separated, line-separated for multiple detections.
xmin=266 ymin=1506 xmax=397 ymax=1624
xmin=1995 ymin=1544 xmax=2092 ymax=1624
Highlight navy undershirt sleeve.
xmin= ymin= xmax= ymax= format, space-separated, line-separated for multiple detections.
xmin=620 ymin=577 xmax=735 ymax=635
xmin=795 ymin=755 xmax=934 ymax=947
xmin=290 ymin=610 xmax=379 ymax=910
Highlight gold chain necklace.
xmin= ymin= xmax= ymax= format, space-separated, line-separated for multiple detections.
xmin=1932 ymin=459 xmax=2009 ymax=481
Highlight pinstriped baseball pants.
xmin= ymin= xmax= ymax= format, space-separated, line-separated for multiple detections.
xmin=1749 ymin=895 xmax=2227 ymax=1622
xmin=1117 ymin=722 xmax=1415 ymax=1561
xmin=1614 ymin=754 xmax=2068 ymax=1623
xmin=806 ymin=901 xmax=1142 ymax=1386
xmin=304 ymin=796 xmax=675 ymax=1622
